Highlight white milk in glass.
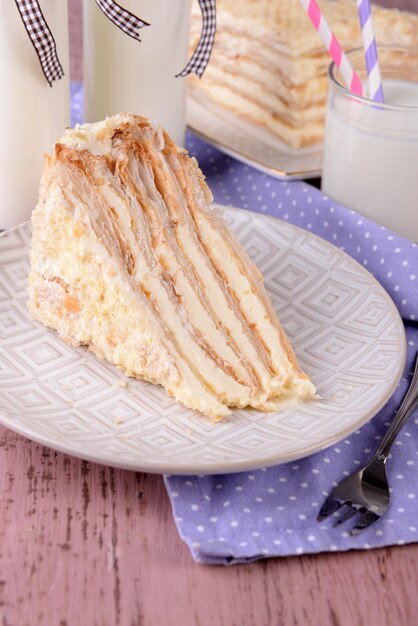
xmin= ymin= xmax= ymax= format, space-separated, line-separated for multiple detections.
xmin=322 ymin=77 xmax=418 ymax=241
xmin=84 ymin=0 xmax=191 ymax=146
xmin=0 ymin=2 xmax=69 ymax=230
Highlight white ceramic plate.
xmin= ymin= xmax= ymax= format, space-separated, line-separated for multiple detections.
xmin=187 ymin=88 xmax=323 ymax=180
xmin=0 ymin=208 xmax=406 ymax=474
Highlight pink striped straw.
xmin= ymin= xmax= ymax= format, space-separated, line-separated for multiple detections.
xmin=299 ymin=0 xmax=364 ymax=97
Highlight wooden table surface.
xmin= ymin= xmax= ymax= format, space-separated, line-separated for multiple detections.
xmin=2 ymin=2 xmax=417 ymax=624
xmin=1 ymin=425 xmax=417 ymax=626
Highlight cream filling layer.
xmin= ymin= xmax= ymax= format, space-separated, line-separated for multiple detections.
xmin=192 ymin=83 xmax=323 ymax=147
xmin=178 ymin=155 xmax=316 ymax=398
xmin=197 ymin=67 xmax=326 ymax=124
xmin=76 ymin=160 xmax=254 ymax=408
xmin=196 ymin=56 xmax=328 ymax=108
xmin=29 ymin=176 xmax=229 ymax=419
xmin=119 ymin=149 xmax=258 ymax=389
xmin=135 ymin=128 xmax=281 ymax=401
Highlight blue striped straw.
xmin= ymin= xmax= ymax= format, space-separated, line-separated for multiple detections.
xmin=356 ymin=0 xmax=384 ymax=102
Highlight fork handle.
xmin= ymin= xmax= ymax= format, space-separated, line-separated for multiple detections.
xmin=375 ymin=352 xmax=418 ymax=463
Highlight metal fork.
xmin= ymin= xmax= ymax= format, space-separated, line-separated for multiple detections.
xmin=317 ymin=352 xmax=418 ymax=535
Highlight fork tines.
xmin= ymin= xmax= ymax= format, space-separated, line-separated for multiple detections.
xmin=317 ymin=497 xmax=381 ymax=535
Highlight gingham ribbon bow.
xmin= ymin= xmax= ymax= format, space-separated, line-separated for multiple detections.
xmin=97 ymin=0 xmax=217 ymax=77
xmin=177 ymin=0 xmax=216 ymax=78
xmin=94 ymin=0 xmax=150 ymax=41
xmin=14 ymin=0 xmax=64 ymax=87
xmin=16 ymin=0 xmax=216 ymax=87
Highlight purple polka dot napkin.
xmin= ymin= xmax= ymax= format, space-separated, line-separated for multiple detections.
xmin=70 ymin=84 xmax=418 ymax=564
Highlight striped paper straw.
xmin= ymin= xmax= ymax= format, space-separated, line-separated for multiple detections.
xmin=299 ymin=0 xmax=364 ymax=97
xmin=356 ymin=0 xmax=384 ymax=102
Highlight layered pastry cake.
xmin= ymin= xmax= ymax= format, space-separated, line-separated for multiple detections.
xmin=189 ymin=0 xmax=418 ymax=148
xmin=28 ymin=114 xmax=315 ymax=419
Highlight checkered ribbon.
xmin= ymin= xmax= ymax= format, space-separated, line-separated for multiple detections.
xmin=95 ymin=0 xmax=150 ymax=41
xmin=15 ymin=0 xmax=215 ymax=86
xmin=177 ymin=0 xmax=216 ymax=78
xmin=98 ymin=0 xmax=216 ymax=78
xmin=14 ymin=0 xmax=64 ymax=87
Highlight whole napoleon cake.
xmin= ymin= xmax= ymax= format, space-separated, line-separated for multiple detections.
xmin=28 ymin=114 xmax=316 ymax=419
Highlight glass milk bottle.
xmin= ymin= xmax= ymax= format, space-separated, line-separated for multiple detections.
xmin=84 ymin=0 xmax=192 ymax=146
xmin=0 ymin=2 xmax=69 ymax=230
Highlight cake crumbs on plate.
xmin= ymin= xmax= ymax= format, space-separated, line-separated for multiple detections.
xmin=61 ymin=382 xmax=74 ymax=391
xmin=66 ymin=399 xmax=74 ymax=407
xmin=117 ymin=379 xmax=128 ymax=388
xmin=113 ymin=418 xmax=123 ymax=425
xmin=118 ymin=434 xmax=131 ymax=441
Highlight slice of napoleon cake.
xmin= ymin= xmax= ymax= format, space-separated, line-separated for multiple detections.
xmin=28 ymin=113 xmax=316 ymax=420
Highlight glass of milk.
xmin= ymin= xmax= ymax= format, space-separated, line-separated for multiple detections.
xmin=0 ymin=2 xmax=69 ymax=230
xmin=322 ymin=46 xmax=418 ymax=241
xmin=84 ymin=0 xmax=191 ymax=147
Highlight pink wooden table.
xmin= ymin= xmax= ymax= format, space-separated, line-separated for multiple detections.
xmin=2 ymin=2 xmax=417 ymax=623
xmin=1 ymin=426 xmax=417 ymax=625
